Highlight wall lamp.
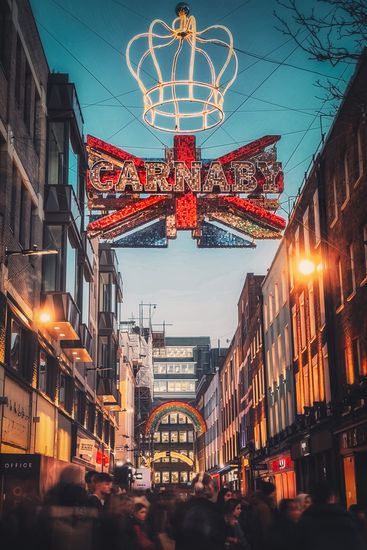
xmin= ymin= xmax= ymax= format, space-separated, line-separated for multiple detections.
xmin=5 ymin=245 xmax=58 ymax=264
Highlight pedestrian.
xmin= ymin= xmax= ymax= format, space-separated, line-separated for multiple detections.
xmin=248 ymin=480 xmax=278 ymax=550
xmin=85 ymin=471 xmax=97 ymax=495
xmin=267 ymin=498 xmax=302 ymax=550
xmin=129 ymin=503 xmax=156 ymax=550
xmin=87 ymin=473 xmax=113 ymax=510
xmin=298 ymin=481 xmax=365 ymax=550
xmin=295 ymin=493 xmax=311 ymax=513
xmin=217 ymin=487 xmax=234 ymax=513
xmin=171 ymin=472 xmax=226 ymax=550
xmin=224 ymin=498 xmax=251 ymax=550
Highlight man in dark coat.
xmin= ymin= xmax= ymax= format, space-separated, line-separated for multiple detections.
xmin=171 ymin=472 xmax=226 ymax=550
xmin=298 ymin=481 xmax=364 ymax=550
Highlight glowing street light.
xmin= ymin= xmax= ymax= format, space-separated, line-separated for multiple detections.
xmin=39 ymin=311 xmax=52 ymax=323
xmin=297 ymin=259 xmax=316 ymax=277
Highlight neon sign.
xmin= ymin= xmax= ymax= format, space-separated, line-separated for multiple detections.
xmin=86 ymin=134 xmax=286 ymax=248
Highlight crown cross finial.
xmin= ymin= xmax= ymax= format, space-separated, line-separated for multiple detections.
xmin=126 ymin=4 xmax=238 ymax=133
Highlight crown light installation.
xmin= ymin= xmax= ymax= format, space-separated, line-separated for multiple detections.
xmin=126 ymin=3 xmax=238 ymax=133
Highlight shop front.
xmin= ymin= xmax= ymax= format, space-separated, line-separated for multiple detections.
xmin=267 ymin=453 xmax=296 ymax=503
xmin=291 ymin=428 xmax=336 ymax=494
xmin=0 ymin=376 xmax=31 ymax=454
xmin=338 ymin=421 xmax=367 ymax=508
xmin=219 ymin=463 xmax=240 ymax=491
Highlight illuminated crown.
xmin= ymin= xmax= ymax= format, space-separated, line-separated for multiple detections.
xmin=126 ymin=3 xmax=238 ymax=133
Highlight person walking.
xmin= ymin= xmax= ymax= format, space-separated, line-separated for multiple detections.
xmin=87 ymin=473 xmax=113 ymax=510
xmin=223 ymin=498 xmax=251 ymax=550
xmin=298 ymin=481 xmax=365 ymax=550
xmin=267 ymin=498 xmax=302 ymax=550
xmin=129 ymin=503 xmax=156 ymax=550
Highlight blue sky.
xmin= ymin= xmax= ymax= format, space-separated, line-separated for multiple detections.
xmin=30 ymin=0 xmax=354 ymax=343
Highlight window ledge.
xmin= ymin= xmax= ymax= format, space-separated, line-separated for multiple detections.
xmin=341 ymin=195 xmax=350 ymax=211
xmin=330 ymin=217 xmax=338 ymax=229
xmin=360 ymin=276 xmax=367 ymax=287
xmin=336 ymin=303 xmax=345 ymax=314
xmin=346 ymin=290 xmax=356 ymax=302
xmin=353 ymin=174 xmax=363 ymax=189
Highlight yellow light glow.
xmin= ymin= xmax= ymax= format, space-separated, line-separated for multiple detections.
xmin=39 ymin=311 xmax=52 ymax=323
xmin=298 ymin=259 xmax=315 ymax=276
xmin=126 ymin=9 xmax=238 ymax=133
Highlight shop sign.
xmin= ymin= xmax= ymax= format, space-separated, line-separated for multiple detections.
xmin=340 ymin=424 xmax=367 ymax=450
xmin=0 ymin=454 xmax=40 ymax=473
xmin=251 ymin=463 xmax=268 ymax=471
xmin=271 ymin=455 xmax=292 ymax=472
xmin=300 ymin=438 xmax=310 ymax=457
xmin=79 ymin=438 xmax=95 ymax=461
xmin=2 ymin=378 xmax=31 ymax=449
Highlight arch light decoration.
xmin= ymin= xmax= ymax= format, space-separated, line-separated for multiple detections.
xmin=126 ymin=3 xmax=238 ymax=133
xmin=144 ymin=400 xmax=207 ymax=435
xmin=148 ymin=451 xmax=194 ymax=467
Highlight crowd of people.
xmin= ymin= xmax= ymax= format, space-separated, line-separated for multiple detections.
xmin=1 ymin=467 xmax=366 ymax=550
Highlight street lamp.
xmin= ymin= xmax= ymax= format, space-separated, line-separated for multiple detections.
xmin=5 ymin=245 xmax=58 ymax=264
xmin=297 ymin=258 xmax=316 ymax=276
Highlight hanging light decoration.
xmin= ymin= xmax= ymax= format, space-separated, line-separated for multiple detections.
xmin=126 ymin=3 xmax=238 ymax=133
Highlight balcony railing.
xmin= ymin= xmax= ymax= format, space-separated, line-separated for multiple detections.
xmin=97 ymin=374 xmax=121 ymax=410
xmin=98 ymin=312 xmax=118 ymax=336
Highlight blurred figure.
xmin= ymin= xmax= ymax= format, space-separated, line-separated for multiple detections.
xmin=101 ymin=493 xmax=134 ymax=550
xmin=129 ymin=503 xmax=156 ymax=550
xmin=249 ymin=480 xmax=278 ymax=550
xmin=37 ymin=466 xmax=100 ymax=550
xmin=85 ymin=471 xmax=97 ymax=495
xmin=296 ymin=493 xmax=311 ymax=513
xmin=349 ymin=505 xmax=367 ymax=548
xmin=298 ymin=481 xmax=365 ymax=550
xmin=267 ymin=499 xmax=302 ymax=550
xmin=171 ymin=472 xmax=226 ymax=550
xmin=87 ymin=473 xmax=112 ymax=510
xmin=224 ymin=498 xmax=251 ymax=550
xmin=217 ymin=487 xmax=233 ymax=512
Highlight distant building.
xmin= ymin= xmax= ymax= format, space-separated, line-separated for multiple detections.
xmin=151 ymin=336 xmax=210 ymax=488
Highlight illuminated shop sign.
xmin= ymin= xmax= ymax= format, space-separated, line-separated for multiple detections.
xmin=86 ymin=134 xmax=286 ymax=248
xmin=271 ymin=455 xmax=293 ymax=472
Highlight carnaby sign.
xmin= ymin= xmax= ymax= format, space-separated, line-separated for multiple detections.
xmin=86 ymin=134 xmax=286 ymax=247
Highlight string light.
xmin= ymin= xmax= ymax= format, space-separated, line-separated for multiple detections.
xmin=126 ymin=5 xmax=238 ymax=133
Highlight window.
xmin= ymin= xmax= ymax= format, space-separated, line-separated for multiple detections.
xmin=68 ymin=139 xmax=79 ymax=195
xmin=160 ymin=415 xmax=169 ymax=424
xmin=274 ymin=284 xmax=279 ymax=316
xmin=170 ymin=431 xmax=178 ymax=443
xmin=66 ymin=232 xmax=77 ymax=299
xmin=292 ymin=306 xmax=298 ymax=358
xmin=171 ymin=472 xmax=179 ymax=483
xmin=178 ymin=413 xmax=186 ymax=424
xmin=295 ymin=228 xmax=300 ymax=259
xmin=268 ymin=294 xmax=273 ymax=324
xmin=284 ymin=325 xmax=290 ymax=366
xmin=288 ymin=243 xmax=294 ymax=289
xmin=23 ymin=63 xmax=32 ymax=132
xmin=179 ymin=431 xmax=187 ymax=443
xmin=47 ymin=122 xmax=66 ymax=185
xmin=153 ymin=432 xmax=160 ymax=443
xmin=318 ymin=271 xmax=326 ymax=326
xmin=9 ymin=319 xmax=21 ymax=372
xmin=299 ymin=293 xmax=306 ymax=350
xmin=154 ymin=380 xmax=167 ymax=393
xmin=0 ymin=0 xmax=11 ymax=76
xmin=352 ymin=338 xmax=361 ymax=380
xmin=313 ymin=190 xmax=321 ymax=246
xmin=161 ymin=432 xmax=169 ymax=443
xmin=312 ymin=355 xmax=319 ymax=402
xmin=43 ymin=225 xmax=63 ymax=292
xmin=187 ymin=431 xmax=193 ymax=442
xmin=10 ymin=164 xmax=18 ymax=234
xmin=82 ymin=273 xmax=90 ymax=325
xmin=59 ymin=371 xmax=66 ymax=409
xmin=336 ymin=258 xmax=344 ymax=310
xmin=329 ymin=176 xmax=338 ymax=227
xmin=346 ymin=244 xmax=356 ymax=297
xmin=38 ymin=349 xmax=47 ymax=393
xmin=15 ymin=35 xmax=23 ymax=106
xmin=162 ymin=472 xmax=170 ymax=483
xmin=19 ymin=184 xmax=29 ymax=248
xmin=154 ymin=472 xmax=161 ymax=484
xmin=281 ymin=270 xmax=287 ymax=305
xmin=342 ymin=151 xmax=350 ymax=207
xmin=303 ymin=208 xmax=310 ymax=255
xmin=308 ymin=282 xmax=316 ymax=339
xmin=180 ymin=471 xmax=188 ymax=483
xmin=170 ymin=414 xmax=177 ymax=424
xmin=277 ymin=334 xmax=283 ymax=375
xmin=303 ymin=367 xmax=310 ymax=408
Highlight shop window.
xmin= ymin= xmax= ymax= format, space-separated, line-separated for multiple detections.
xmin=154 ymin=472 xmax=161 ymax=484
xmin=171 ymin=472 xmax=179 ymax=483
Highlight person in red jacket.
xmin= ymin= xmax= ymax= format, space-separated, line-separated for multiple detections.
xmin=131 ymin=503 xmax=156 ymax=550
